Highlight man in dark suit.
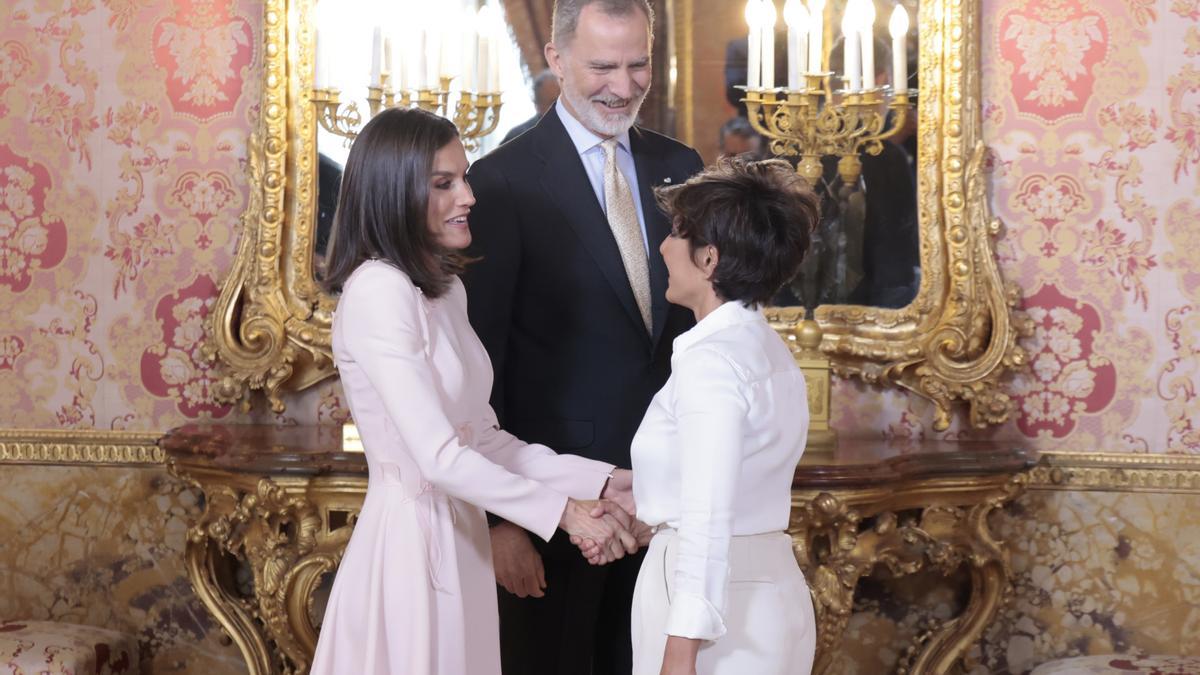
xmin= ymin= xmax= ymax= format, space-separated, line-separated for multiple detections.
xmin=463 ymin=1 xmax=703 ymax=673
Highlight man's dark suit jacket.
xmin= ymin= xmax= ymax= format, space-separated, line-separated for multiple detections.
xmin=464 ymin=107 xmax=704 ymax=470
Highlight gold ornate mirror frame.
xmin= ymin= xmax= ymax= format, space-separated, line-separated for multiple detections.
xmin=208 ymin=0 xmax=1029 ymax=429
xmin=686 ymin=0 xmax=1029 ymax=430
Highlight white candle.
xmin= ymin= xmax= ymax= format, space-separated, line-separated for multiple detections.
xmin=440 ymin=8 xmax=458 ymax=81
xmin=461 ymin=13 xmax=478 ymax=92
xmin=384 ymin=36 xmax=393 ymax=86
xmin=370 ymin=26 xmax=382 ymax=87
xmin=425 ymin=24 xmax=441 ymax=89
xmin=784 ymin=0 xmax=808 ymax=88
xmin=861 ymin=0 xmax=876 ymax=89
xmin=808 ymin=0 xmax=824 ymax=72
xmin=760 ymin=0 xmax=777 ymax=88
xmin=889 ymin=5 xmax=909 ymax=93
xmin=314 ymin=26 xmax=329 ymax=89
xmin=404 ymin=27 xmax=422 ymax=92
xmin=478 ymin=33 xmax=490 ymax=93
xmin=488 ymin=9 xmax=501 ymax=92
xmin=476 ymin=7 xmax=490 ymax=92
xmin=745 ymin=0 xmax=760 ymax=88
xmin=417 ymin=26 xmax=430 ymax=89
xmin=842 ymin=8 xmax=860 ymax=91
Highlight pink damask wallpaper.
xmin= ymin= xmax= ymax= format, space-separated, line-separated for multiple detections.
xmin=0 ymin=0 xmax=346 ymax=432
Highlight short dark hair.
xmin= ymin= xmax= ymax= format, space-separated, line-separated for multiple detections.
xmin=552 ymin=0 xmax=654 ymax=47
xmin=655 ymin=158 xmax=818 ymax=306
xmin=322 ymin=107 xmax=464 ymax=298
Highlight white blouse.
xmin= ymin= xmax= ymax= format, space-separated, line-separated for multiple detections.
xmin=631 ymin=300 xmax=809 ymax=641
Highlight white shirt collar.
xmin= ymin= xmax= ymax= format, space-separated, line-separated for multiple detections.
xmin=556 ymin=98 xmax=631 ymax=156
xmin=673 ymin=301 xmax=763 ymax=354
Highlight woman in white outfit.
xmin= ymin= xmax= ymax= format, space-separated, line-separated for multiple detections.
xmin=611 ymin=158 xmax=819 ymax=675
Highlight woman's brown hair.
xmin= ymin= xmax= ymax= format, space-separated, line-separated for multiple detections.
xmin=321 ymin=107 xmax=464 ymax=298
xmin=655 ymin=157 xmax=819 ymax=306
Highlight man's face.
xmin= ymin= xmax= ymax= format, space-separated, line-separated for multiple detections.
xmin=545 ymin=4 xmax=652 ymax=137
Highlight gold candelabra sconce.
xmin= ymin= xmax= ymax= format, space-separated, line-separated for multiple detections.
xmin=740 ymin=0 xmax=913 ymax=186
xmin=312 ymin=74 xmax=503 ymax=151
xmin=742 ymin=79 xmax=909 ymax=185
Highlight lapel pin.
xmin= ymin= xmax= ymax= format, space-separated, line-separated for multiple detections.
xmin=663 ymin=177 xmax=672 ymax=184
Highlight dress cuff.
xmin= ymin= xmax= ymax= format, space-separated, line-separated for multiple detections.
xmin=665 ymin=591 xmax=727 ymax=641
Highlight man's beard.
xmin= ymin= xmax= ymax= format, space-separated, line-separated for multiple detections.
xmin=562 ymin=80 xmax=648 ymax=137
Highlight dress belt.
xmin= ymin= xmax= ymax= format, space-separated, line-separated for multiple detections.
xmin=377 ymin=421 xmax=481 ymax=594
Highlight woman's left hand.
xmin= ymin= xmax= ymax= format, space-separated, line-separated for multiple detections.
xmin=659 ymin=636 xmax=700 ymax=675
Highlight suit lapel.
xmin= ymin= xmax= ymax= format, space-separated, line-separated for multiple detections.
xmin=630 ymin=128 xmax=672 ymax=351
xmin=534 ymin=109 xmax=648 ymax=340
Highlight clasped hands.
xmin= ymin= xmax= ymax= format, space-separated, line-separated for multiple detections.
xmin=559 ymin=469 xmax=653 ymax=565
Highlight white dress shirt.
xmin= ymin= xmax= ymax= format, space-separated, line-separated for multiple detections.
xmin=631 ymin=300 xmax=810 ymax=641
xmin=555 ymin=99 xmax=650 ymax=254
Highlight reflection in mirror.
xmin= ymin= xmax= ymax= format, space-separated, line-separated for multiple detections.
xmin=310 ymin=0 xmax=534 ymax=273
xmin=691 ymin=0 xmax=920 ymax=311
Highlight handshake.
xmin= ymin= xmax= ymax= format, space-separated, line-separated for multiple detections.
xmin=559 ymin=469 xmax=652 ymax=566
xmin=492 ymin=469 xmax=652 ymax=599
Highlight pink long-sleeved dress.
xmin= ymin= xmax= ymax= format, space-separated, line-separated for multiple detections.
xmin=310 ymin=260 xmax=613 ymax=674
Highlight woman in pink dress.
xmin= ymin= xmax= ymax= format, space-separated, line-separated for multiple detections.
xmin=310 ymin=107 xmax=638 ymax=675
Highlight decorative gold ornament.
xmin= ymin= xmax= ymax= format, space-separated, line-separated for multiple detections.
xmin=791 ymin=317 xmax=837 ymax=448
xmin=311 ymin=73 xmax=502 ymax=151
xmin=169 ymin=463 xmax=363 ymax=675
xmin=0 ymin=429 xmax=163 ymax=465
xmin=743 ymin=79 xmax=910 ymax=185
xmin=791 ymin=472 xmax=1027 ymax=674
xmin=1028 ymin=451 xmax=1200 ymax=493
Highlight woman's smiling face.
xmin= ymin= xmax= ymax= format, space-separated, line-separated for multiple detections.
xmin=426 ymin=137 xmax=475 ymax=250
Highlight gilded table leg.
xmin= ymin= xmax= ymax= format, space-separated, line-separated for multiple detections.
xmin=901 ymin=480 xmax=1024 ymax=675
xmin=184 ymin=538 xmax=274 ymax=675
xmin=793 ymin=477 xmax=1026 ymax=675
xmin=175 ymin=468 xmax=340 ymax=674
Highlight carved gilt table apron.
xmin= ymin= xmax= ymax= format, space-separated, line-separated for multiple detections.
xmin=161 ymin=425 xmax=1033 ymax=675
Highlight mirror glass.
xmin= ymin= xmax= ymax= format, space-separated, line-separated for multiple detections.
xmin=309 ymin=0 xmax=919 ymax=312
xmin=688 ymin=0 xmax=920 ymax=311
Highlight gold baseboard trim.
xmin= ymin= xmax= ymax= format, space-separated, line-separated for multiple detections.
xmin=1029 ymin=451 xmax=1200 ymax=493
xmin=0 ymin=429 xmax=165 ymax=465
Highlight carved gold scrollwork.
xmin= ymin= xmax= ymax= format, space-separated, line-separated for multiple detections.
xmin=169 ymin=465 xmax=351 ymax=675
xmin=790 ymin=474 xmax=1027 ymax=674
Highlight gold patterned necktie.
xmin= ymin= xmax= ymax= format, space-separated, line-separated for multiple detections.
xmin=600 ymin=138 xmax=652 ymax=334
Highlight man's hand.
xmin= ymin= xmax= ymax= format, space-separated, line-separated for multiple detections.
xmin=601 ymin=468 xmax=636 ymax=517
xmin=490 ymin=521 xmax=546 ymax=598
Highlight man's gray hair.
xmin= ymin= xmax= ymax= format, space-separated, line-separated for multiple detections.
xmin=551 ymin=0 xmax=655 ymax=48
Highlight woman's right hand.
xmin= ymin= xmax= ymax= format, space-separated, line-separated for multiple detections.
xmin=560 ymin=498 xmax=638 ymax=564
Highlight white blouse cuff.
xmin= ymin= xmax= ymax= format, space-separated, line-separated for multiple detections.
xmin=665 ymin=592 xmax=727 ymax=641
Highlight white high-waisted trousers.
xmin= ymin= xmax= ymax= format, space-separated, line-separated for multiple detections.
xmin=631 ymin=529 xmax=817 ymax=675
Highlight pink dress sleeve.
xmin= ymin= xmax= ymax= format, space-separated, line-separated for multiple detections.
xmin=473 ymin=408 xmax=614 ymax=500
xmin=338 ymin=265 xmax=567 ymax=542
